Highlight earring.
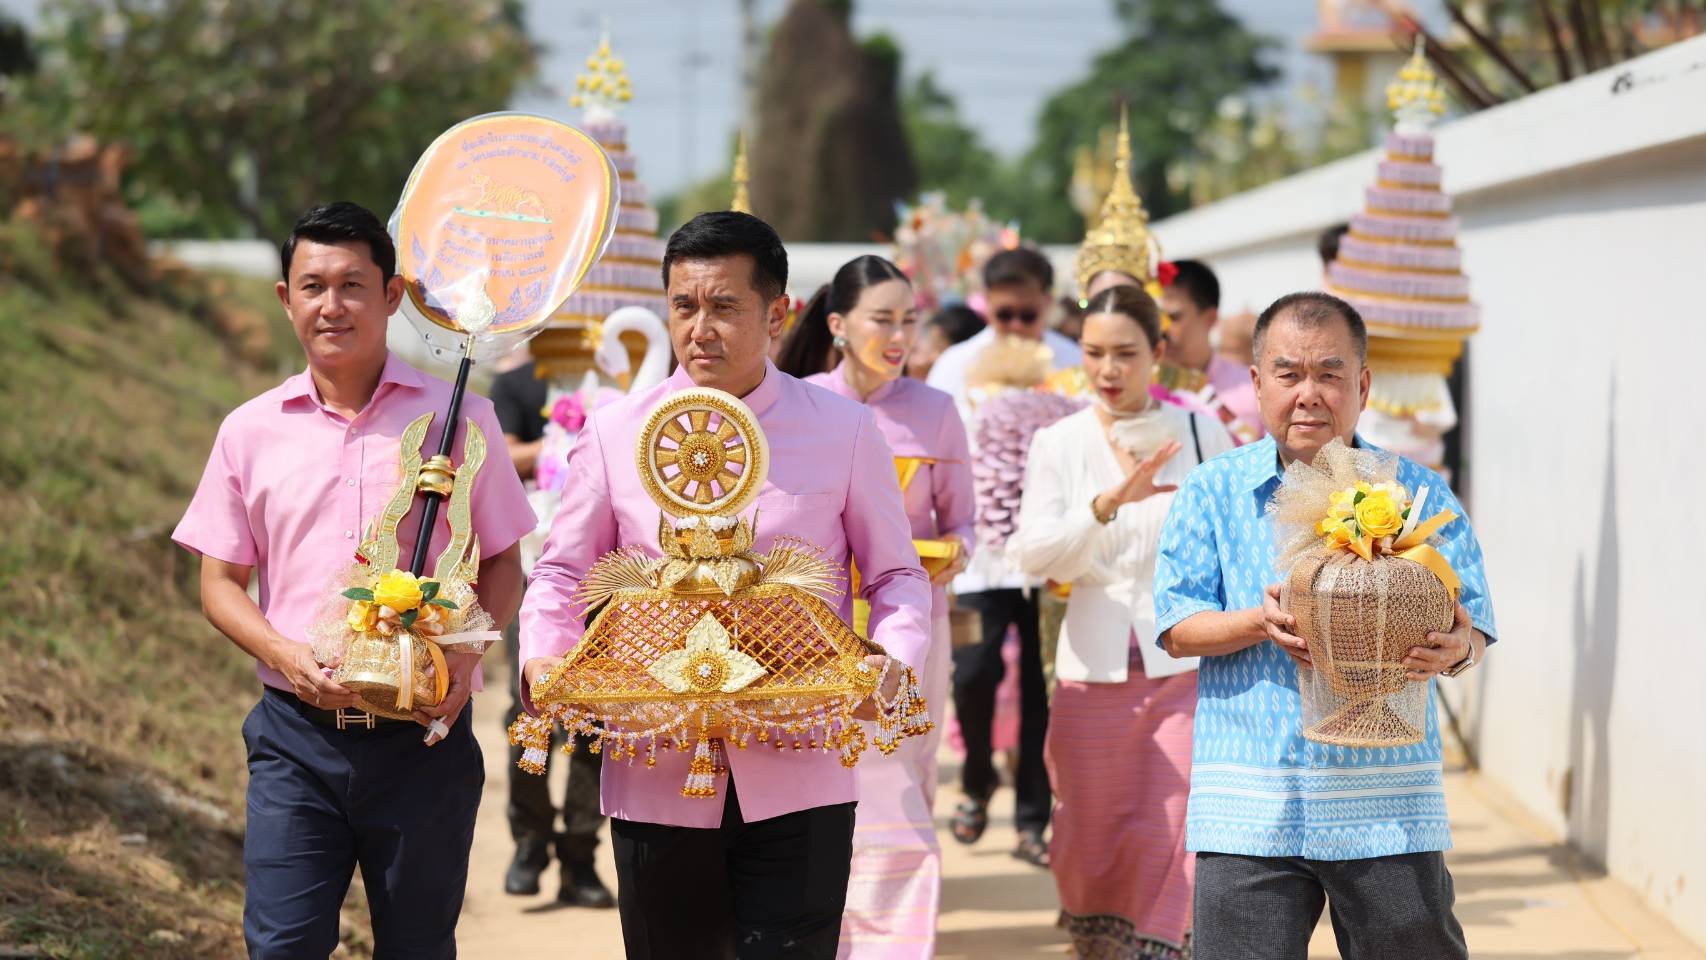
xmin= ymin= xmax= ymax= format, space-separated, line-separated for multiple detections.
xmin=832 ymin=335 xmax=847 ymax=348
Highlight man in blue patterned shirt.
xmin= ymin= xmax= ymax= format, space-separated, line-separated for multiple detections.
xmin=1154 ymin=292 xmax=1496 ymax=959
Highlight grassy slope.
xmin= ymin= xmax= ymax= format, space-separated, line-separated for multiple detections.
xmin=0 ymin=223 xmax=369 ymax=958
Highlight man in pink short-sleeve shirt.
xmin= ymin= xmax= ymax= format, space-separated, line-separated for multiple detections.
xmin=173 ymin=202 xmax=532 ymax=959
xmin=519 ymin=212 xmax=931 ymax=959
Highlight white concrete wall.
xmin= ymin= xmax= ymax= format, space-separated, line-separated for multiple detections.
xmin=1151 ymin=35 xmax=1706 ymax=945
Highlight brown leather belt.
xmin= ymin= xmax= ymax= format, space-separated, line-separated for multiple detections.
xmin=266 ymin=687 xmax=411 ymax=731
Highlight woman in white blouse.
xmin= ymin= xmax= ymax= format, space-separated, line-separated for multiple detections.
xmin=1010 ymin=285 xmax=1233 ymax=960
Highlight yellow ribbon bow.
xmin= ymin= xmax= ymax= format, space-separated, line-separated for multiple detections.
xmin=1390 ymin=508 xmax=1461 ymax=596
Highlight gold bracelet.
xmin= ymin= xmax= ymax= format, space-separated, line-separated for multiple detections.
xmin=1091 ymin=495 xmax=1117 ymax=525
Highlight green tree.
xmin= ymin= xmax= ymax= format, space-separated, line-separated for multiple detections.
xmin=902 ymin=70 xmax=1006 ymax=214
xmin=751 ymin=1 xmax=915 ymax=241
xmin=6 ymin=0 xmax=539 ymax=238
xmin=0 ymin=10 xmax=31 ymax=87
xmin=1016 ymin=0 xmax=1278 ymax=242
xmin=1404 ymin=1 xmax=1702 ymax=110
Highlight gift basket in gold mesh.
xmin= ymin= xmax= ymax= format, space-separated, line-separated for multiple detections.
xmin=1270 ymin=439 xmax=1461 ymax=747
xmin=510 ymin=388 xmax=931 ymax=797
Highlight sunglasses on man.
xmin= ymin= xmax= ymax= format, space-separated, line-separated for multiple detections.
xmin=993 ymin=308 xmax=1041 ymax=326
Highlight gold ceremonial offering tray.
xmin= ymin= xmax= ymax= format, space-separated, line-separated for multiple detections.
xmin=894 ymin=456 xmax=961 ymax=581
xmin=512 ymin=388 xmax=931 ymax=798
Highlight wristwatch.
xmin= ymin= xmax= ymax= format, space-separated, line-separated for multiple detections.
xmin=1441 ymin=641 xmax=1477 ymax=678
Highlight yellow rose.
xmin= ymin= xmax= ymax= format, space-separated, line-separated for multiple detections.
xmin=1373 ymin=481 xmax=1409 ymax=503
xmin=1317 ymin=516 xmax=1355 ymax=549
xmin=1328 ymin=488 xmax=1357 ymax=520
xmin=1355 ymin=492 xmax=1404 ymax=538
xmin=346 ymin=599 xmax=378 ymax=632
xmin=373 ymin=570 xmax=425 ymax=612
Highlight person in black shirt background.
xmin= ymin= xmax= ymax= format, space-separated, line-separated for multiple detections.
xmin=489 ymin=358 xmax=614 ymax=908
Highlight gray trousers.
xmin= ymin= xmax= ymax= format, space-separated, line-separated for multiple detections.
xmin=1193 ymin=851 xmax=1467 ymax=960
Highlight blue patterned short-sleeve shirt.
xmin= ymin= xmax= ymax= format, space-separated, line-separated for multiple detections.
xmin=1154 ymin=435 xmax=1496 ymax=861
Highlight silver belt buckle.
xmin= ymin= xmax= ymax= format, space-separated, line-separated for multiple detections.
xmin=335 ymin=708 xmax=377 ymax=731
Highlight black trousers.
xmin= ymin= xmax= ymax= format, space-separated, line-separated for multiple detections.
xmin=242 ymin=689 xmax=481 ymax=959
xmin=504 ymin=616 xmax=605 ymax=861
xmin=1193 ymin=851 xmax=1468 ymax=960
xmin=610 ymin=777 xmax=856 ymax=960
xmin=950 ymin=587 xmax=1051 ymax=833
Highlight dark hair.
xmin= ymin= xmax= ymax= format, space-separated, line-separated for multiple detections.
xmin=1318 ymin=223 xmax=1350 ymax=267
xmin=662 ymin=210 xmax=789 ymax=301
xmin=775 ymin=255 xmax=909 ymax=378
xmin=1252 ymin=291 xmax=1367 ymax=365
xmin=280 ymin=201 xmax=396 ymax=283
xmin=1083 ymin=285 xmax=1163 ymax=351
xmin=1168 ymin=259 xmax=1220 ymax=310
xmin=982 ymin=247 xmax=1053 ymax=292
xmin=928 ymin=304 xmax=985 ymax=345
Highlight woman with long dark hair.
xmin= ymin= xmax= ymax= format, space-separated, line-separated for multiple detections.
xmin=782 ymin=255 xmax=975 ymax=958
xmin=1010 ymin=285 xmax=1232 ymax=959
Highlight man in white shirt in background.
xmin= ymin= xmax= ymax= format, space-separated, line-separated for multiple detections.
xmin=926 ymin=248 xmax=1082 ymax=413
xmin=926 ymin=247 xmax=1078 ymax=867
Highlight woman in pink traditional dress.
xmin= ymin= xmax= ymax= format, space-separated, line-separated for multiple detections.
xmin=1010 ymin=286 xmax=1232 ymax=959
xmin=779 ymin=255 xmax=975 ymax=959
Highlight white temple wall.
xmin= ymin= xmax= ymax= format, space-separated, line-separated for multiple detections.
xmin=1150 ymin=35 xmax=1706 ymax=946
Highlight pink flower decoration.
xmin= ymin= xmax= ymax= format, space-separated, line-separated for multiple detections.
xmin=549 ymin=394 xmax=588 ymax=432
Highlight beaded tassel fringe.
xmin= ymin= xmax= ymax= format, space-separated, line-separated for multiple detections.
xmin=508 ymin=714 xmax=554 ymax=775
xmin=682 ymin=737 xmax=721 ymax=798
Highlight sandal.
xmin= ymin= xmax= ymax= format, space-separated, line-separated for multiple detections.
xmin=1012 ymin=830 xmax=1051 ymax=868
xmin=950 ymin=797 xmax=990 ymax=845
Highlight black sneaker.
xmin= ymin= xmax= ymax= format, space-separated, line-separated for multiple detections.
xmin=504 ymin=839 xmax=551 ymax=896
xmin=557 ymin=858 xmax=616 ymax=909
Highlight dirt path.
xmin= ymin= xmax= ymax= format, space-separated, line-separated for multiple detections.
xmin=457 ymin=648 xmax=1703 ymax=959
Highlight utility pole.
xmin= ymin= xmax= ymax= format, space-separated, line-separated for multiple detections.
xmin=738 ymin=0 xmax=761 ymax=140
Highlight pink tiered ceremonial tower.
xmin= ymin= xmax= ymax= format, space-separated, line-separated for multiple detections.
xmin=531 ymin=28 xmax=666 ymax=381
xmin=1329 ymin=42 xmax=1479 ymax=472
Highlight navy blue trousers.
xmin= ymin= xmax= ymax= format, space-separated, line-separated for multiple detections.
xmin=241 ymin=688 xmax=483 ymax=959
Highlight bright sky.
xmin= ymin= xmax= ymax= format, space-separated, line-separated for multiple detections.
xmin=3 ymin=0 xmax=1447 ymax=195
xmin=510 ymin=0 xmax=1336 ymax=193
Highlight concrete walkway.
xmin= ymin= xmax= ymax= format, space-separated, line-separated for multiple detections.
xmin=457 ymin=667 xmax=1702 ymax=959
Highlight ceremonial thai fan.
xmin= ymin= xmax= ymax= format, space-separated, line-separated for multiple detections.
xmin=311 ymin=113 xmax=619 ymax=721
xmin=1271 ymin=440 xmax=1461 ymax=747
xmin=512 ymin=388 xmax=931 ymax=798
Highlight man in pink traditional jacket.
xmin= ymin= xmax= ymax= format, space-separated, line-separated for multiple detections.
xmin=518 ymin=211 xmax=932 ymax=960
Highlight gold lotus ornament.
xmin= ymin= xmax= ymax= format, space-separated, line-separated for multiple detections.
xmin=649 ymin=614 xmax=767 ymax=694
xmin=511 ymin=388 xmax=932 ymax=798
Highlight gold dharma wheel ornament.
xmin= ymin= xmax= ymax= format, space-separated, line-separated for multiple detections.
xmin=636 ymin=388 xmax=769 ymax=518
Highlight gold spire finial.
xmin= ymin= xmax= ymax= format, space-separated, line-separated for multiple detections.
xmin=731 ymin=130 xmax=752 ymax=214
xmin=1074 ymin=103 xmax=1159 ymax=300
xmin=1386 ymin=36 xmax=1446 ymax=131
xmin=1115 ymin=103 xmax=1131 ymax=170
xmin=570 ymin=19 xmax=633 ymax=116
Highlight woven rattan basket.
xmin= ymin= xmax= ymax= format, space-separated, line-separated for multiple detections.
xmin=1283 ymin=551 xmax=1453 ymax=747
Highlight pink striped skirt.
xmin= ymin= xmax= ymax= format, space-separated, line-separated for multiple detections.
xmin=1045 ymin=657 xmax=1197 ymax=959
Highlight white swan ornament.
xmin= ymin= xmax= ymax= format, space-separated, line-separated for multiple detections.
xmin=595 ymin=306 xmax=670 ymax=393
